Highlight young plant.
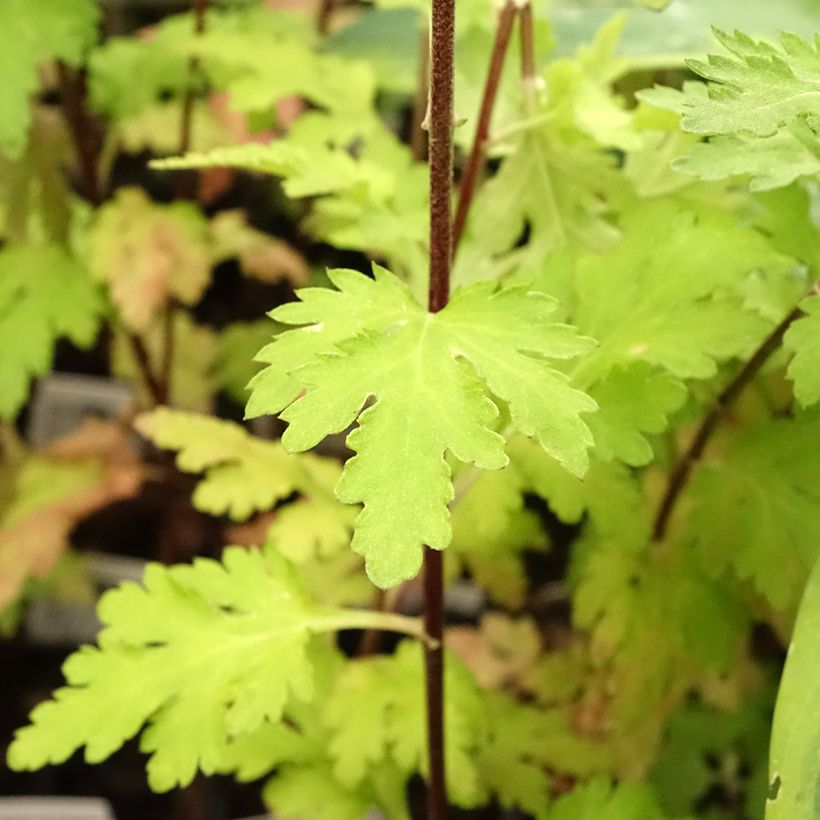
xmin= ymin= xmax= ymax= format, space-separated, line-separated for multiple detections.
xmin=6 ymin=2 xmax=820 ymax=819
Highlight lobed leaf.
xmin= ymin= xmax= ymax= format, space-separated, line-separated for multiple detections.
xmin=7 ymin=547 xmax=362 ymax=791
xmin=247 ymin=265 xmax=595 ymax=587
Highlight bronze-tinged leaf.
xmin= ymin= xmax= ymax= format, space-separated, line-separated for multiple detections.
xmin=89 ymin=187 xmax=212 ymax=331
xmin=0 ymin=419 xmax=145 ymax=611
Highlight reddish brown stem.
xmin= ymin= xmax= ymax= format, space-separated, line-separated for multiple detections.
xmin=451 ymin=2 xmax=517 ymax=253
xmin=652 ymin=305 xmax=805 ymax=542
xmin=157 ymin=304 xmax=177 ymax=406
xmin=127 ymin=333 xmax=165 ymax=406
xmin=519 ymin=2 xmax=537 ymax=97
xmin=424 ymin=0 xmax=455 ymax=813
xmin=316 ymin=0 xmax=334 ymax=34
xmin=175 ymin=0 xmax=209 ymax=199
xmin=56 ymin=60 xmax=103 ymax=206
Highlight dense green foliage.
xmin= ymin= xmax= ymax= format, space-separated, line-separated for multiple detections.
xmin=4 ymin=1 xmax=820 ymax=818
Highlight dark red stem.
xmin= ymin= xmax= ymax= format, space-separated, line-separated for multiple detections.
xmin=652 ymin=305 xmax=805 ymax=542
xmin=424 ymin=0 xmax=455 ymax=814
xmin=451 ymin=2 xmax=517 ymax=253
xmin=519 ymin=2 xmax=537 ymax=93
xmin=56 ymin=60 xmax=102 ymax=206
xmin=127 ymin=333 xmax=165 ymax=406
xmin=178 ymin=0 xmax=209 ymax=157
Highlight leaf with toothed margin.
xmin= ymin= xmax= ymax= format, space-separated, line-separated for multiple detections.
xmin=246 ymin=265 xmax=596 ymax=587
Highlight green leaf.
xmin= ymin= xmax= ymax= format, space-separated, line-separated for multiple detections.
xmin=682 ymin=30 xmax=820 ymax=139
xmin=112 ymin=313 xmax=218 ymax=412
xmin=0 ymin=0 xmax=99 ymax=158
xmin=450 ymin=465 xmax=546 ymax=608
xmin=570 ymin=199 xmax=784 ymax=385
xmin=0 ymin=243 xmax=102 ymax=420
xmin=89 ymin=14 xmax=195 ymax=121
xmin=152 ymin=113 xmax=429 ymax=284
xmin=477 ymin=692 xmax=608 ymax=815
xmin=766 ymin=551 xmax=820 ymax=820
xmin=7 ymin=547 xmax=374 ymax=791
xmin=682 ymin=415 xmax=820 ymax=610
xmin=216 ymin=320 xmax=278 ymax=405
xmin=135 ymin=408 xmax=342 ymax=522
xmin=784 ymin=295 xmax=820 ymax=407
xmin=672 ymin=131 xmax=820 ymax=191
xmin=325 ymin=641 xmax=488 ymax=808
xmin=586 ymin=364 xmax=687 ymax=466
xmin=639 ymin=30 xmax=820 ymax=190
xmin=538 ymin=778 xmax=666 ymax=820
xmin=248 ymin=265 xmax=595 ymax=587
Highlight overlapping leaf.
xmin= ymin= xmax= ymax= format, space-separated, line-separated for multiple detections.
xmin=784 ymin=295 xmax=820 ymax=407
xmin=0 ymin=420 xmax=144 ymax=613
xmin=136 ymin=408 xmax=344 ymax=522
xmin=89 ymin=188 xmax=212 ymax=332
xmin=0 ymin=243 xmax=102 ymax=420
xmin=246 ymin=265 xmax=595 ymax=587
xmin=682 ymin=414 xmax=820 ymax=611
xmin=569 ymin=199 xmax=786 ymax=386
xmin=639 ymin=31 xmax=820 ymax=190
xmin=7 ymin=547 xmax=372 ymax=791
xmin=0 ymin=0 xmax=99 ymax=157
xmin=325 ymin=641 xmax=488 ymax=807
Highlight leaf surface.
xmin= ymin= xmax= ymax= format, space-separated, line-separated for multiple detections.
xmin=8 ymin=547 xmax=364 ymax=791
xmin=248 ymin=266 xmax=595 ymax=587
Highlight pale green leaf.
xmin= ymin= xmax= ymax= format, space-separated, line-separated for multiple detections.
xmin=0 ymin=243 xmax=102 ymax=420
xmin=570 ymin=199 xmax=785 ymax=385
xmin=249 ymin=266 xmax=595 ymax=587
xmin=324 ymin=641 xmax=488 ymax=808
xmin=682 ymin=30 xmax=820 ymax=139
xmin=784 ymin=295 xmax=820 ymax=407
xmin=538 ymin=778 xmax=666 ymax=820
xmin=766 ymin=551 xmax=820 ymax=820
xmin=7 ymin=547 xmax=361 ymax=791
xmin=216 ymin=320 xmax=277 ymax=405
xmin=0 ymin=0 xmax=99 ymax=157
xmin=135 ymin=408 xmax=342 ymax=522
xmin=683 ymin=415 xmax=820 ymax=610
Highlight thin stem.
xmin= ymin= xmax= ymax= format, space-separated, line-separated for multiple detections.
xmin=127 ymin=332 xmax=165 ymax=406
xmin=425 ymin=0 xmax=455 ymax=812
xmin=56 ymin=60 xmax=102 ymax=206
xmin=423 ymin=547 xmax=447 ymax=818
xmin=316 ymin=0 xmax=334 ymax=35
xmin=652 ymin=304 xmax=806 ymax=542
xmin=311 ymin=608 xmax=431 ymax=645
xmin=519 ymin=1 xmax=539 ymax=110
xmin=175 ymin=0 xmax=209 ymax=198
xmin=410 ymin=25 xmax=431 ymax=162
xmin=157 ymin=303 xmax=177 ymax=405
xmin=451 ymin=1 xmax=517 ymax=254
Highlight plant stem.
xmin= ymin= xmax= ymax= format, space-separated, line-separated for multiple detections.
xmin=410 ymin=24 xmax=431 ymax=162
xmin=127 ymin=333 xmax=165 ymax=406
xmin=519 ymin=1 xmax=538 ymax=107
xmin=175 ymin=0 xmax=209 ymax=199
xmin=157 ymin=304 xmax=176 ymax=405
xmin=652 ymin=304 xmax=806 ymax=542
xmin=316 ymin=0 xmax=334 ymax=35
xmin=425 ymin=0 xmax=455 ymax=812
xmin=312 ymin=608 xmax=432 ymax=645
xmin=56 ymin=60 xmax=102 ymax=206
xmin=451 ymin=1 xmax=517 ymax=254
